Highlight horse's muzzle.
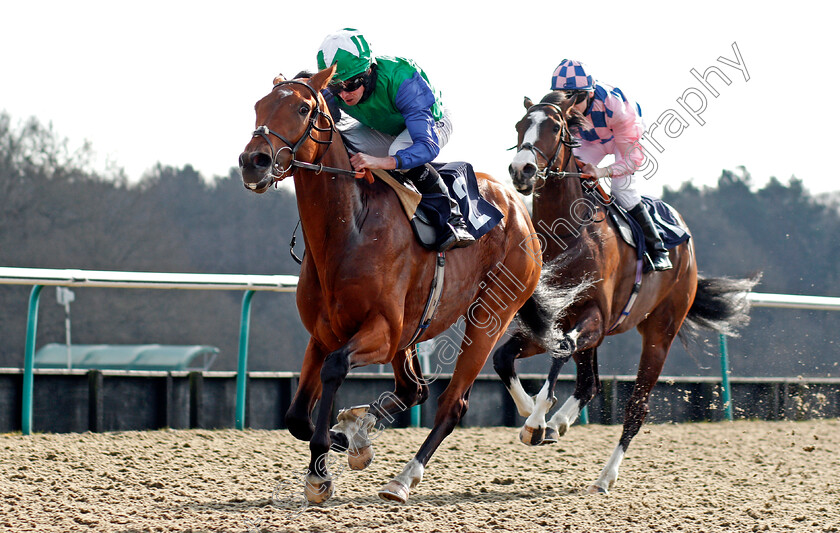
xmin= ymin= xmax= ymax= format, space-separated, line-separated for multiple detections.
xmin=239 ymin=150 xmax=276 ymax=193
xmin=509 ymin=162 xmax=537 ymax=195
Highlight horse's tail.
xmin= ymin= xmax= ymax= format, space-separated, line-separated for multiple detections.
xmin=678 ymin=273 xmax=762 ymax=345
xmin=513 ymin=259 xmax=594 ymax=348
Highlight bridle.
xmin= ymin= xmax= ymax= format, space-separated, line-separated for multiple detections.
xmin=517 ymin=103 xmax=581 ymax=184
xmin=516 ymin=103 xmax=611 ymax=204
xmin=249 ymin=80 xmax=359 ymax=189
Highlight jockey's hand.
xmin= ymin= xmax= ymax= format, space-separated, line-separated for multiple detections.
xmin=581 ymin=163 xmax=609 ymax=180
xmin=350 ymin=153 xmax=397 ymax=171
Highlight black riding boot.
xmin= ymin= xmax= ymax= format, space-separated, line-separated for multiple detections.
xmin=405 ymin=164 xmax=475 ymax=252
xmin=628 ymin=203 xmax=673 ymax=271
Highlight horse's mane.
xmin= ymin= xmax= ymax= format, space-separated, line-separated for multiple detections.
xmin=539 ymin=91 xmax=586 ymax=131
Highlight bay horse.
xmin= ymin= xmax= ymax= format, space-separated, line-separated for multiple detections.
xmin=494 ymin=92 xmax=757 ymax=493
xmin=238 ymin=65 xmax=543 ymax=504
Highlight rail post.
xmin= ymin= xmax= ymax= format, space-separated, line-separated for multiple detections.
xmin=719 ymin=333 xmax=734 ymax=421
xmin=235 ymin=290 xmax=256 ymax=430
xmin=22 ymin=285 xmax=44 ymax=435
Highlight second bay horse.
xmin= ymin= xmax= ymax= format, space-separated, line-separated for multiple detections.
xmin=495 ymin=91 xmax=757 ymax=493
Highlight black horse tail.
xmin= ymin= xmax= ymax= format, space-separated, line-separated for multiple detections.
xmin=678 ymin=273 xmax=762 ymax=345
xmin=513 ymin=259 xmax=594 ymax=349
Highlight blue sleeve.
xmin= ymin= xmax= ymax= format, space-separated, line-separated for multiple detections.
xmin=392 ymin=72 xmax=440 ymax=169
xmin=321 ymin=89 xmax=342 ymax=123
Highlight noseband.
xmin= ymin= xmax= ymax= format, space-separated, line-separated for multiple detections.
xmin=516 ymin=103 xmax=611 ymax=204
xmin=250 ymin=80 xmax=358 ymax=187
xmin=517 ymin=103 xmax=580 ymax=181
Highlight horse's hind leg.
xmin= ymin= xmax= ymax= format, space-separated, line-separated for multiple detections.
xmin=379 ymin=313 xmax=519 ymax=503
xmin=589 ymin=309 xmax=684 ymax=494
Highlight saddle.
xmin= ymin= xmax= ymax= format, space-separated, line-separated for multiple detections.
xmin=604 ymin=195 xmax=691 ymax=271
xmin=596 ymin=192 xmax=692 ymax=331
xmin=372 ymin=162 xmax=503 ymax=251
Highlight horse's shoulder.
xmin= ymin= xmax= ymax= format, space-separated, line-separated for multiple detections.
xmin=474 ymin=171 xmax=504 ymax=185
xmin=473 ymin=171 xmax=512 ymax=196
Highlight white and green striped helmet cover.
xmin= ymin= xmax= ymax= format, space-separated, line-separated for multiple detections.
xmin=316 ymin=28 xmax=373 ymax=81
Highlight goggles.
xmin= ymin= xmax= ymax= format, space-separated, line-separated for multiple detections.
xmin=329 ymin=73 xmax=367 ymax=94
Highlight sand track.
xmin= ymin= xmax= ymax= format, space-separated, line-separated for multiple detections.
xmin=2 ymin=419 xmax=839 ymax=532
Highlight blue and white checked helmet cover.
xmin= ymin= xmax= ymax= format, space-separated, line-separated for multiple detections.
xmin=551 ymin=59 xmax=595 ymax=91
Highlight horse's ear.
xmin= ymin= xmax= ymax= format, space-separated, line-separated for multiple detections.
xmin=273 ymin=73 xmax=287 ymax=85
xmin=524 ymin=96 xmax=534 ymax=110
xmin=559 ymin=91 xmax=586 ymax=113
xmin=309 ymin=64 xmax=337 ymax=92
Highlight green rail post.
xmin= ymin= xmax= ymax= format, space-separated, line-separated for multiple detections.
xmin=22 ymin=285 xmax=44 ymax=436
xmin=410 ymin=404 xmax=421 ymax=427
xmin=719 ymin=333 xmax=734 ymax=421
xmin=235 ymin=290 xmax=256 ymax=430
xmin=579 ymin=405 xmax=589 ymax=425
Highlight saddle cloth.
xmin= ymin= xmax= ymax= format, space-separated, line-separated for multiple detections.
xmin=607 ymin=196 xmax=691 ymax=262
xmin=372 ymin=162 xmax=504 ymax=250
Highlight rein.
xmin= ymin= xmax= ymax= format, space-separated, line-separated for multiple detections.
xmin=250 ymin=80 xmax=360 ymax=188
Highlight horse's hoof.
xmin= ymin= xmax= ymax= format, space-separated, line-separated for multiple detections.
xmin=587 ymin=484 xmax=609 ymax=495
xmin=303 ymin=476 xmax=334 ymax=503
xmin=554 ymin=423 xmax=569 ymax=438
xmin=378 ymin=480 xmax=410 ymax=503
xmin=519 ymin=424 xmax=545 ymax=446
xmin=539 ymin=426 xmax=559 ymax=445
xmin=348 ymin=445 xmax=374 ymax=471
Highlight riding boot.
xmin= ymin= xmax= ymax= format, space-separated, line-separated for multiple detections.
xmin=627 ymin=203 xmax=673 ymax=271
xmin=405 ymin=164 xmax=475 ymax=252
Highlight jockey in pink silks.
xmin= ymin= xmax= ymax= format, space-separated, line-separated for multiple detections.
xmin=551 ymin=59 xmax=672 ymax=271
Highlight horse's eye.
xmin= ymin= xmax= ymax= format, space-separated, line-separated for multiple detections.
xmin=552 ymin=124 xmax=561 ymax=134
xmin=299 ymin=105 xmax=310 ymax=115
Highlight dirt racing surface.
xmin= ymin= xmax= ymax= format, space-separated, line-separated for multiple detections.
xmin=2 ymin=419 xmax=839 ymax=532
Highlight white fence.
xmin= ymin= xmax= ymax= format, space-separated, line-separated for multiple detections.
xmin=0 ymin=267 xmax=298 ymax=435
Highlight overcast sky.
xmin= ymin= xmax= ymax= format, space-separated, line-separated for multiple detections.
xmin=3 ymin=1 xmax=837 ymax=197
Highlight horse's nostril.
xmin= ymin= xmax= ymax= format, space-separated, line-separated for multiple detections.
xmin=240 ymin=151 xmax=271 ymax=170
xmin=252 ymin=152 xmax=271 ymax=169
xmin=522 ymin=163 xmax=537 ymax=180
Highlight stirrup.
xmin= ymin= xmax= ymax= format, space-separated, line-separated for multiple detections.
xmin=648 ymin=252 xmax=673 ymax=271
xmin=438 ymin=223 xmax=475 ymax=252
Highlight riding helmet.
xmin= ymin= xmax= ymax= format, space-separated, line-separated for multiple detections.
xmin=551 ymin=59 xmax=595 ymax=91
xmin=316 ymin=28 xmax=373 ymax=81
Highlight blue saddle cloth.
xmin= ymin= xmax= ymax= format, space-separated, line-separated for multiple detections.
xmin=411 ymin=162 xmax=504 ymax=250
xmin=610 ymin=196 xmax=691 ymax=262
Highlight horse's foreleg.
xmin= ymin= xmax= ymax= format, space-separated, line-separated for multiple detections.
xmin=305 ymin=317 xmax=394 ymax=503
xmin=521 ymin=353 xmax=567 ymax=445
xmin=547 ymin=347 xmax=600 ymax=437
xmin=286 ymin=339 xmax=326 ymax=442
xmin=492 ymin=332 xmax=546 ymax=418
xmin=331 ymin=348 xmax=426 ymax=471
xmin=542 ymin=305 xmax=603 ymax=436
xmin=304 ymin=345 xmax=350 ymax=503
